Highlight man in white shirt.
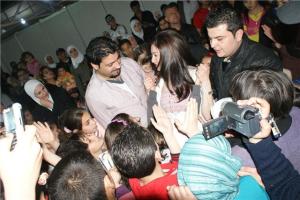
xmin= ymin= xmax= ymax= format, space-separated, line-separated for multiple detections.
xmin=85 ymin=36 xmax=148 ymax=128
xmin=105 ymin=14 xmax=129 ymax=42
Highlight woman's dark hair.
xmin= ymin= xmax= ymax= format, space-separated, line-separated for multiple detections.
xmin=105 ymin=113 xmax=133 ymax=151
xmin=230 ymin=69 xmax=294 ymax=119
xmin=58 ymin=108 xmax=86 ymax=136
xmin=21 ymin=51 xmax=35 ymax=64
xmin=152 ymin=29 xmax=195 ymax=101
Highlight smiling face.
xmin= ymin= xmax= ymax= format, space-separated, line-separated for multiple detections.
xmin=207 ymin=24 xmax=243 ymax=58
xmin=81 ymin=112 xmax=105 ymax=156
xmin=91 ymin=52 xmax=121 ymax=80
xmin=69 ymin=48 xmax=79 ymax=59
xmin=34 ymin=84 xmax=49 ymax=100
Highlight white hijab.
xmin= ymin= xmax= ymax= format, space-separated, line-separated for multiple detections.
xmin=44 ymin=55 xmax=57 ymax=69
xmin=130 ymin=19 xmax=144 ymax=40
xmin=24 ymin=79 xmax=53 ymax=107
xmin=67 ymin=45 xmax=84 ymax=69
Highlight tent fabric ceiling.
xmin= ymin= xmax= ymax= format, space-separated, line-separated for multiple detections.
xmin=1 ymin=0 xmax=77 ymax=39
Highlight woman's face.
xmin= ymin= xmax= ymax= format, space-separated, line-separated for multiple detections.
xmin=42 ymin=68 xmax=55 ymax=81
xmin=134 ymin=21 xmax=142 ymax=33
xmin=46 ymin=56 xmax=54 ymax=64
xmin=34 ymin=84 xmax=49 ymax=100
xmin=151 ymin=44 xmax=161 ymax=70
xmin=69 ymin=48 xmax=79 ymax=59
xmin=24 ymin=54 xmax=33 ymax=64
xmin=81 ymin=112 xmax=105 ymax=156
xmin=243 ymin=0 xmax=259 ymax=11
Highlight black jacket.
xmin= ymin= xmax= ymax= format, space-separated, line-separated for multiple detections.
xmin=210 ymin=36 xmax=282 ymax=99
xmin=31 ymin=84 xmax=75 ymax=123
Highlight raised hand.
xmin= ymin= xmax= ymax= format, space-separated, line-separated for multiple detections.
xmin=167 ymin=185 xmax=196 ymax=200
xmin=237 ymin=97 xmax=272 ymax=143
xmin=175 ymin=98 xmax=199 ymax=138
xmin=0 ymin=125 xmax=43 ymax=200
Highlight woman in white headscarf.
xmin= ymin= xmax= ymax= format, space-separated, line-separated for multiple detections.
xmin=130 ymin=19 xmax=145 ymax=45
xmin=24 ymin=79 xmax=75 ymax=123
xmin=44 ymin=55 xmax=57 ymax=69
xmin=66 ymin=45 xmax=92 ymax=97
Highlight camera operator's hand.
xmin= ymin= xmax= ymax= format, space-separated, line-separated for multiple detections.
xmin=175 ymin=98 xmax=199 ymax=138
xmin=237 ymin=98 xmax=272 ymax=143
xmin=0 ymin=125 xmax=43 ymax=200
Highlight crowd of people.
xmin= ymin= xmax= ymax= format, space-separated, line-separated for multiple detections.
xmin=1 ymin=0 xmax=300 ymax=200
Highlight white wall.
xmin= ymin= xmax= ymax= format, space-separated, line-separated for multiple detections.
xmin=1 ymin=0 xmax=175 ymax=73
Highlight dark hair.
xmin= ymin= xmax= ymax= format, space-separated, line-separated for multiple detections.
xmin=56 ymin=48 xmax=66 ymax=56
xmin=152 ymin=29 xmax=194 ymax=101
xmin=205 ymin=7 xmax=243 ymax=35
xmin=111 ymin=124 xmax=157 ymax=178
xmin=40 ymin=66 xmax=57 ymax=81
xmin=119 ymin=39 xmax=131 ymax=48
xmin=105 ymin=14 xmax=114 ymax=23
xmin=160 ymin=4 xmax=167 ymax=13
xmin=105 ymin=113 xmax=132 ymax=151
xmin=56 ymin=134 xmax=89 ymax=158
xmin=86 ymin=36 xmax=119 ymax=65
xmin=147 ymin=123 xmax=167 ymax=151
xmin=58 ymin=108 xmax=86 ymax=136
xmin=48 ymin=151 xmax=107 ymax=200
xmin=163 ymin=2 xmax=179 ymax=16
xmin=230 ymin=69 xmax=294 ymax=119
xmin=130 ymin=0 xmax=140 ymax=9
xmin=21 ymin=51 xmax=35 ymax=63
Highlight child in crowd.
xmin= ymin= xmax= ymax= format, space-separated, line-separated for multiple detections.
xmin=111 ymin=104 xmax=181 ymax=200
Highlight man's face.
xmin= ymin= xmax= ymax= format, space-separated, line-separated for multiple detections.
xmin=207 ymin=24 xmax=243 ymax=58
xmin=164 ymin=7 xmax=180 ymax=25
xmin=97 ymin=52 xmax=121 ymax=79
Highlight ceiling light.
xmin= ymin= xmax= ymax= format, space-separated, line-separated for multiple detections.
xmin=20 ymin=18 xmax=26 ymax=25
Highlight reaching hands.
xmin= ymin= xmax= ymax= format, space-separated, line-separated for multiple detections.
xmin=151 ymin=105 xmax=180 ymax=154
xmin=34 ymin=121 xmax=59 ymax=151
xmin=151 ymin=105 xmax=173 ymax=136
xmin=175 ymin=98 xmax=200 ymax=138
xmin=195 ymin=63 xmax=210 ymax=85
xmin=237 ymin=97 xmax=272 ymax=143
xmin=167 ymin=185 xmax=196 ymax=200
xmin=0 ymin=125 xmax=43 ymax=200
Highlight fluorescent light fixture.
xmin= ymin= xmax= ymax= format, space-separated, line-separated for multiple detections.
xmin=20 ymin=18 xmax=26 ymax=25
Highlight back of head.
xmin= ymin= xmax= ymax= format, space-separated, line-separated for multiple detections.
xmin=205 ymin=7 xmax=243 ymax=34
xmin=230 ymin=69 xmax=294 ymax=119
xmin=48 ymin=151 xmax=107 ymax=200
xmin=111 ymin=123 xmax=157 ymax=178
xmin=152 ymin=29 xmax=195 ymax=101
xmin=105 ymin=113 xmax=132 ymax=151
xmin=178 ymin=134 xmax=241 ymax=200
xmin=58 ymin=108 xmax=85 ymax=134
xmin=85 ymin=36 xmax=119 ymax=65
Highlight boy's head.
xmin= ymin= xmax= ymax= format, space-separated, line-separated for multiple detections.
xmin=48 ymin=151 xmax=107 ymax=200
xmin=111 ymin=124 xmax=159 ymax=178
xmin=230 ymin=69 xmax=294 ymax=119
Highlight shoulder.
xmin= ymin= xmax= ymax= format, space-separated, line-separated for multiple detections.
xmin=86 ymin=74 xmax=104 ymax=97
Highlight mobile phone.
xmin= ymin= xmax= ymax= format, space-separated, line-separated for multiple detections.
xmin=3 ymin=103 xmax=24 ymax=150
xmin=98 ymin=151 xmax=115 ymax=172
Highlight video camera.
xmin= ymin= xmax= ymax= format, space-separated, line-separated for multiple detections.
xmin=203 ymin=102 xmax=262 ymax=140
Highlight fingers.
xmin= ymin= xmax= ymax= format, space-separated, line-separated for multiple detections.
xmin=0 ymin=133 xmax=14 ymax=154
xmin=237 ymin=97 xmax=270 ymax=119
xmin=167 ymin=185 xmax=196 ymax=200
